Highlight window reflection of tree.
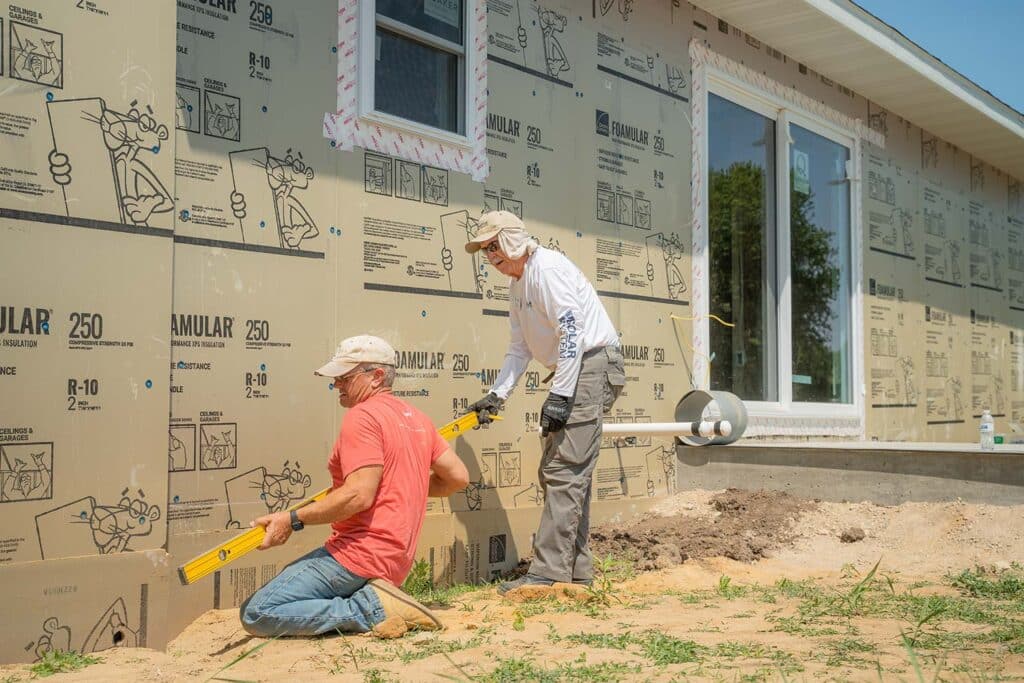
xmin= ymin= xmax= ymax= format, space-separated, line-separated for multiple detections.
xmin=709 ymin=162 xmax=840 ymax=402
xmin=789 ymin=176 xmax=841 ymax=403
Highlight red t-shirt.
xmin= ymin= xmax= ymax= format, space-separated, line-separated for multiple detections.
xmin=325 ymin=393 xmax=448 ymax=586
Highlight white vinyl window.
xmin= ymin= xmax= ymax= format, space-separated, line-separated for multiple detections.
xmin=702 ymin=71 xmax=864 ymax=426
xmin=358 ymin=0 xmax=474 ymax=147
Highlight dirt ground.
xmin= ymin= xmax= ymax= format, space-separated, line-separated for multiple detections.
xmin=4 ymin=488 xmax=1024 ymax=682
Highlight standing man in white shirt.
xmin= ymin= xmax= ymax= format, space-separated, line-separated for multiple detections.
xmin=465 ymin=211 xmax=625 ymax=593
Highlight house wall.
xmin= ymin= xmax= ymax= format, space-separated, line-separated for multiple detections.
xmin=0 ymin=0 xmax=1020 ymax=662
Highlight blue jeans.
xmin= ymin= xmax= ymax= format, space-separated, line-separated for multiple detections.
xmin=239 ymin=547 xmax=386 ymax=636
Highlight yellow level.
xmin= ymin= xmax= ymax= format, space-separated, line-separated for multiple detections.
xmin=177 ymin=410 xmax=496 ymax=585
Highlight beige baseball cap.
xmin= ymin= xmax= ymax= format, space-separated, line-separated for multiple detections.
xmin=464 ymin=210 xmax=526 ymax=253
xmin=314 ymin=334 xmax=396 ymax=378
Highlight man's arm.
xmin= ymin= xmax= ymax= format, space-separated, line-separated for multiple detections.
xmin=252 ymin=465 xmax=382 ymax=549
xmin=540 ymin=267 xmax=586 ymax=398
xmin=428 ymin=448 xmax=469 ymax=497
xmin=490 ymin=302 xmax=532 ymax=399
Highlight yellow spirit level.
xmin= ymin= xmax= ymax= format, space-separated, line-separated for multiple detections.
xmin=177 ymin=410 xmax=496 ymax=585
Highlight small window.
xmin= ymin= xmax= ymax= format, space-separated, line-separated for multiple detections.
xmin=362 ymin=0 xmax=468 ymax=138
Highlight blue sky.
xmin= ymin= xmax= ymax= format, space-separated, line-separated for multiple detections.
xmin=853 ymin=0 xmax=1023 ymax=113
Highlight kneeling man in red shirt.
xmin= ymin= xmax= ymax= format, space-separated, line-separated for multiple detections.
xmin=240 ymin=334 xmax=469 ymax=636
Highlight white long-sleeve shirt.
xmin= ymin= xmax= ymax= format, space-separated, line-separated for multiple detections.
xmin=490 ymin=247 xmax=619 ymax=399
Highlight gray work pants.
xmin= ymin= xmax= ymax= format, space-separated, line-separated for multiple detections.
xmin=528 ymin=346 xmax=625 ymax=583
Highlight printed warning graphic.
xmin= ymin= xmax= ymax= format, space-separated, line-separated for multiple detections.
xmin=228 ymin=148 xmax=320 ymax=249
xmin=969 ymin=200 xmax=1002 ymax=292
xmin=1009 ymin=211 xmax=1024 ymax=310
xmin=478 ymin=449 xmax=523 ymax=489
xmin=362 ymin=209 xmax=483 ymax=301
xmin=27 ymin=595 xmax=145 ymax=662
xmin=364 ymin=152 xmax=449 ymax=207
xmin=0 ymin=442 xmax=53 ymax=503
xmin=924 ymin=305 xmax=965 ymax=425
xmin=970 ymin=309 xmax=1005 ymax=418
xmin=922 ymin=180 xmax=964 ymax=288
xmin=175 ymin=85 xmax=201 ymax=134
xmin=9 ymin=21 xmax=63 ymax=88
xmin=867 ymin=278 xmax=919 ymax=409
xmin=594 ymin=233 xmax=688 ymax=305
xmin=45 ymin=97 xmax=173 ymax=227
xmin=595 ymin=29 xmax=688 ymax=102
xmin=199 ymin=423 xmax=237 ymax=470
xmin=866 ymin=152 xmax=915 ymax=260
xmin=168 ymin=425 xmax=196 ymax=472
xmin=223 ymin=461 xmax=311 ymax=529
xmin=35 ymin=489 xmax=162 ymax=559
xmin=204 ymin=91 xmax=241 ymax=142
xmin=644 ymin=445 xmax=676 ymax=498
xmin=486 ymin=0 xmax=575 ymax=87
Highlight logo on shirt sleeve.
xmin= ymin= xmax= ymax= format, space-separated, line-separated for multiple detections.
xmin=557 ymin=311 xmax=579 ymax=359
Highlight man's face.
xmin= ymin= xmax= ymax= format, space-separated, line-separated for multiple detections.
xmin=482 ymin=238 xmax=519 ymax=277
xmin=332 ymin=366 xmax=379 ymax=408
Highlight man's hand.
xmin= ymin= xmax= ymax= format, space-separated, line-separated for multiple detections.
xmin=468 ymin=392 xmax=503 ymax=424
xmin=540 ymin=393 xmax=573 ymax=436
xmin=252 ymin=511 xmax=292 ymax=550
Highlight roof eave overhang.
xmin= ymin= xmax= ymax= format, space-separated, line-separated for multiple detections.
xmin=691 ymin=0 xmax=1024 ymax=179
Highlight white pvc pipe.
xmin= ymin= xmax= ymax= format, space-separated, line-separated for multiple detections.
xmin=602 ymin=420 xmax=732 ymax=439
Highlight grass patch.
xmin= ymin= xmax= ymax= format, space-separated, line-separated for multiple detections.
xmin=716 ymin=575 xmax=749 ymax=599
xmin=950 ymin=565 xmax=1024 ymax=601
xmin=479 ymin=655 xmax=640 ymax=682
xmin=708 ymin=641 xmax=804 ymax=676
xmin=556 ymin=631 xmax=634 ymax=651
xmin=761 ymin=563 xmax=1024 ymax=656
xmin=362 ymin=668 xmax=396 ymax=683
xmin=820 ymin=637 xmax=876 ymax=667
xmin=401 ymin=560 xmax=485 ymax=607
xmin=479 ymin=656 xmax=556 ymax=683
xmin=549 ymin=628 xmax=702 ymax=665
xmin=29 ymin=651 xmax=101 ymax=678
xmin=388 ymin=632 xmax=491 ymax=664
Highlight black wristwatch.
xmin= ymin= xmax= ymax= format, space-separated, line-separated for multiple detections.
xmin=289 ymin=509 xmax=304 ymax=532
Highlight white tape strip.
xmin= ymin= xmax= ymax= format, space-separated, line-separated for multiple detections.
xmin=689 ymin=40 xmax=886 ymax=149
xmin=323 ymin=0 xmax=489 ymax=181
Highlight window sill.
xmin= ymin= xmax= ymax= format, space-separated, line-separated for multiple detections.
xmin=359 ymin=109 xmax=472 ymax=152
xmin=741 ymin=406 xmax=864 ymax=438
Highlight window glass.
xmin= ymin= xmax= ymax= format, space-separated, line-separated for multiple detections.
xmin=708 ymin=93 xmax=778 ymax=401
xmin=789 ymin=123 xmax=851 ymax=403
xmin=377 ymin=0 xmax=464 ymax=45
xmin=375 ymin=28 xmax=460 ymax=133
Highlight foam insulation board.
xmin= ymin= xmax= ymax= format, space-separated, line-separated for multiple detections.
xmin=0 ymin=0 xmax=176 ymax=568
xmin=1 ymin=0 xmax=1024 ymax=663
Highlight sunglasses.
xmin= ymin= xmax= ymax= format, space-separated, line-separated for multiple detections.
xmin=334 ymin=368 xmax=375 ymax=384
xmin=483 ymin=241 xmax=502 ymax=254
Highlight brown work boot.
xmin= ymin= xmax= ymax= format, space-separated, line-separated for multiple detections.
xmin=368 ymin=579 xmax=443 ymax=631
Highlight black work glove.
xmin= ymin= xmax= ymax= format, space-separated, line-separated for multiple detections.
xmin=540 ymin=393 xmax=573 ymax=436
xmin=469 ymin=391 xmax=503 ymax=424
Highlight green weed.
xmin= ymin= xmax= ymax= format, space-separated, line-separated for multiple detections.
xmin=401 ymin=559 xmax=483 ymax=607
xmin=362 ymin=668 xmax=396 ymax=683
xmin=950 ymin=565 xmax=1024 ymax=601
xmin=29 ymin=651 xmax=102 ymax=678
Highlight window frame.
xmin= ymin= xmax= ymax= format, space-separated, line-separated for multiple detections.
xmin=357 ymin=0 xmax=476 ymax=148
xmin=701 ymin=67 xmax=865 ymax=427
